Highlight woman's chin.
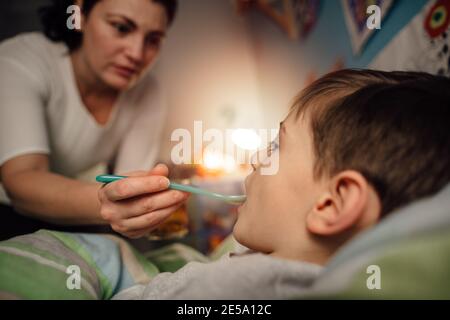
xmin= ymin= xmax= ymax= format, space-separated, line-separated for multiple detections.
xmin=104 ymin=74 xmax=137 ymax=91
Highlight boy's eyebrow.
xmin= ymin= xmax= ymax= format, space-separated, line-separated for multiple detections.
xmin=279 ymin=121 xmax=285 ymax=146
xmin=280 ymin=121 xmax=286 ymax=134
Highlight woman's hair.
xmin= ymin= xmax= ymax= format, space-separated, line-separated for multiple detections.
xmin=292 ymin=69 xmax=450 ymax=216
xmin=40 ymin=0 xmax=177 ymax=51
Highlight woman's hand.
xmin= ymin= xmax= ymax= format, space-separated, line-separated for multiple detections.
xmin=97 ymin=164 xmax=189 ymax=239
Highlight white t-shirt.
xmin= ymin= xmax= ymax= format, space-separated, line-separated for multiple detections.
xmin=0 ymin=32 xmax=167 ymax=204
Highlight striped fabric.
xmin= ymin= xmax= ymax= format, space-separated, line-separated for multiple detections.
xmin=0 ymin=229 xmax=216 ymax=300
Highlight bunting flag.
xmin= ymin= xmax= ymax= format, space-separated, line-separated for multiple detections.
xmin=371 ymin=0 xmax=450 ymax=76
xmin=342 ymin=0 xmax=394 ymax=55
xmin=292 ymin=0 xmax=321 ymax=39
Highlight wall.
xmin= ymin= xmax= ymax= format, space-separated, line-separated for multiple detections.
xmin=0 ymin=1 xmax=431 ymax=164
xmin=243 ymin=0 xmax=430 ymax=130
xmin=156 ymin=0 xmax=265 ymax=162
xmin=0 ymin=0 xmax=48 ymax=40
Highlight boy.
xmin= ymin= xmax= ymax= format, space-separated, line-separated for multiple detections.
xmin=233 ymin=69 xmax=450 ymax=265
xmin=115 ymin=69 xmax=450 ymax=299
xmin=1 ymin=69 xmax=449 ymax=299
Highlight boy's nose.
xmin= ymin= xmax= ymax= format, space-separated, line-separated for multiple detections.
xmin=250 ymin=152 xmax=260 ymax=171
xmin=250 ymin=147 xmax=269 ymax=171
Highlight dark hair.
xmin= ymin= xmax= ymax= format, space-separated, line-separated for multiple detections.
xmin=293 ymin=69 xmax=450 ymax=216
xmin=40 ymin=0 xmax=177 ymax=51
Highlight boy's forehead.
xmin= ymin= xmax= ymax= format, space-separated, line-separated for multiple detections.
xmin=283 ymin=108 xmax=312 ymax=140
xmin=286 ymin=103 xmax=312 ymax=128
xmin=289 ymin=89 xmax=353 ymax=132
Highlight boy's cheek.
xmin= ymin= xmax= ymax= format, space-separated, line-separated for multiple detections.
xmin=243 ymin=174 xmax=252 ymax=194
xmin=233 ymin=217 xmax=262 ymax=252
xmin=236 ymin=199 xmax=257 ymax=230
xmin=245 ymin=168 xmax=261 ymax=188
xmin=232 ymin=213 xmax=249 ymax=246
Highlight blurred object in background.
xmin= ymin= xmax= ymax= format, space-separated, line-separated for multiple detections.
xmin=371 ymin=0 xmax=450 ymax=77
xmin=186 ymin=132 xmax=256 ymax=253
xmin=234 ymin=0 xmax=321 ymax=40
xmin=234 ymin=0 xmax=299 ymax=39
xmin=195 ymin=128 xmax=262 ymax=178
xmin=157 ymin=0 xmax=266 ymax=164
xmin=147 ymin=178 xmax=191 ymax=240
xmin=197 ymin=151 xmax=239 ymax=177
xmin=341 ymin=0 xmax=395 ymax=55
xmin=169 ymin=164 xmax=199 ymax=180
xmin=0 ymin=0 xmax=49 ymax=41
xmin=187 ymin=174 xmax=245 ymax=254
xmin=163 ymin=129 xmax=259 ymax=253
xmin=149 ymin=166 xmax=245 ymax=254
xmin=292 ymin=0 xmax=321 ymax=40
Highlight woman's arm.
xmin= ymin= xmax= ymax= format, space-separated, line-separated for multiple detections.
xmin=1 ymin=154 xmax=190 ymax=238
xmin=1 ymin=153 xmax=104 ymax=225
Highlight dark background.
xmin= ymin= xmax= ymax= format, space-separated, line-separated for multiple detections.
xmin=0 ymin=0 xmax=49 ymax=41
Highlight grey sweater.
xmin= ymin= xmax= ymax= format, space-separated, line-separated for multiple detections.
xmin=113 ymin=251 xmax=323 ymax=300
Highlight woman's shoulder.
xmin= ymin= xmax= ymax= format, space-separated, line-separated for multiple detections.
xmin=0 ymin=32 xmax=66 ymax=91
xmin=0 ymin=32 xmax=65 ymax=65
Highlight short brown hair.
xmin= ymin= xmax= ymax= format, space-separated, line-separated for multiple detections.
xmin=293 ymin=69 xmax=450 ymax=215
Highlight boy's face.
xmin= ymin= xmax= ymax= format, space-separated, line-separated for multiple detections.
xmin=233 ymin=109 xmax=324 ymax=257
xmin=233 ymin=104 xmax=382 ymax=263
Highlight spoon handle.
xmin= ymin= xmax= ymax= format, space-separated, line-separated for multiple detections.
xmin=96 ymin=175 xmax=126 ymax=183
xmin=95 ymin=174 xmax=239 ymax=202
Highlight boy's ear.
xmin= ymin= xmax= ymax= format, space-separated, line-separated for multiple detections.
xmin=306 ymin=170 xmax=370 ymax=236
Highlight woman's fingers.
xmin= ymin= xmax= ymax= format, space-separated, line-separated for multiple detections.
xmin=118 ymin=170 xmax=148 ymax=177
xmin=147 ymin=163 xmax=169 ymax=177
xmin=104 ymin=163 xmax=171 ymax=201
xmin=104 ymin=175 xmax=170 ymax=201
xmin=115 ymin=190 xmax=189 ymax=219
xmin=98 ymin=163 xmax=177 ymax=238
xmin=111 ymin=202 xmax=185 ymax=237
xmin=119 ymin=163 xmax=169 ymax=178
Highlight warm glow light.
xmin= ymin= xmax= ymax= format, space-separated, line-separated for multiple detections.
xmin=223 ymin=154 xmax=237 ymax=173
xmin=202 ymin=151 xmax=237 ymax=174
xmin=203 ymin=151 xmax=223 ymax=170
xmin=231 ymin=129 xmax=261 ymax=150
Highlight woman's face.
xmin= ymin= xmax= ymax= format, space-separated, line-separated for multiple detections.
xmin=78 ymin=0 xmax=168 ymax=90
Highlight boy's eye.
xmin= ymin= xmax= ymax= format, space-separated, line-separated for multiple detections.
xmin=249 ymin=134 xmax=279 ymax=170
xmin=267 ymin=137 xmax=279 ymax=157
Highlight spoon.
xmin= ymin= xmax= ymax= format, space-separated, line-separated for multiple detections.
xmin=96 ymin=174 xmax=247 ymax=205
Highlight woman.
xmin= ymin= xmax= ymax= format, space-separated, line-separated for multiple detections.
xmin=0 ymin=0 xmax=189 ymax=240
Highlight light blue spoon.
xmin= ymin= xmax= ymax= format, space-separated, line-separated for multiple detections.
xmin=96 ymin=174 xmax=247 ymax=205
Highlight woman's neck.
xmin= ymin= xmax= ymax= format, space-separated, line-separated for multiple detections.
xmin=70 ymin=49 xmax=119 ymax=125
xmin=70 ymin=49 xmax=119 ymax=101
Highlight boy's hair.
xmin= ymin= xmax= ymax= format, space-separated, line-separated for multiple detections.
xmin=294 ymin=69 xmax=450 ymax=216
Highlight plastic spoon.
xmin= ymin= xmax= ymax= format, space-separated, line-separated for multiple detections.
xmin=96 ymin=174 xmax=247 ymax=205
